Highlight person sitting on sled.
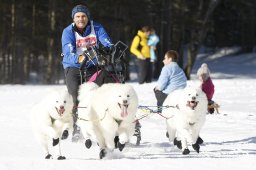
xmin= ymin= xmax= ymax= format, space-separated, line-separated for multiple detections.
xmin=61 ymin=4 xmax=114 ymax=141
xmin=197 ymin=63 xmax=215 ymax=114
xmin=154 ymin=50 xmax=187 ymax=111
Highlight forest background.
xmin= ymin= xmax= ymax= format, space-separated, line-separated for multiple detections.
xmin=0 ymin=0 xmax=255 ymax=84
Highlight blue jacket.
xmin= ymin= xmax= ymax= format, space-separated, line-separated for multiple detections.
xmin=157 ymin=62 xmax=187 ymax=94
xmin=61 ymin=21 xmax=113 ymax=69
xmin=148 ymin=34 xmax=159 ymax=62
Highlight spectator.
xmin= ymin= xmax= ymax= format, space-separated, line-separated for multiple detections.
xmin=130 ymin=26 xmax=152 ymax=84
xmin=148 ymin=28 xmax=159 ymax=79
xmin=148 ymin=28 xmax=159 ymax=63
xmin=154 ymin=50 xmax=187 ymax=108
xmin=61 ymin=4 xmax=113 ymax=141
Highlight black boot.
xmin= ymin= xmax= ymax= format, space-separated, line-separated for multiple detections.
xmin=114 ymin=136 xmax=119 ymax=148
xmin=45 ymin=154 xmax=52 ymax=159
xmin=99 ymin=149 xmax=107 ymax=159
xmin=117 ymin=142 xmax=125 ymax=151
xmin=61 ymin=130 xmax=69 ymax=140
xmin=85 ymin=139 xmax=92 ymax=149
xmin=196 ymin=136 xmax=204 ymax=145
xmin=182 ymin=148 xmax=190 ymax=155
xmin=133 ymin=121 xmax=141 ymax=145
xmin=166 ymin=131 xmax=169 ymax=138
xmin=57 ymin=156 xmax=66 ymax=160
xmin=192 ymin=143 xmax=200 ymax=153
xmin=174 ymin=137 xmax=182 ymax=150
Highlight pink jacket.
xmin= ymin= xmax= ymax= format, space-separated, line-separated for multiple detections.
xmin=201 ymin=78 xmax=214 ymax=100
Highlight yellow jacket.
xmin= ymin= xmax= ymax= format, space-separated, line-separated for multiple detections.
xmin=130 ymin=30 xmax=150 ymax=59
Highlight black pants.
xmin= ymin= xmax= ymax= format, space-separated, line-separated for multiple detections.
xmin=64 ymin=67 xmax=97 ymax=106
xmin=138 ymin=58 xmax=152 ymax=84
xmin=154 ymin=89 xmax=168 ymax=107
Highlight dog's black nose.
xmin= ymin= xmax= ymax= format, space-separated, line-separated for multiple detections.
xmin=123 ymin=100 xmax=128 ymax=104
xmin=192 ymin=96 xmax=196 ymax=100
xmin=60 ymin=105 xmax=64 ymax=109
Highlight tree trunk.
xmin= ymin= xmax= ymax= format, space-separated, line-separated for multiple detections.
xmin=46 ymin=0 xmax=56 ymax=84
xmin=10 ymin=0 xmax=16 ymax=83
xmin=184 ymin=0 xmax=220 ymax=79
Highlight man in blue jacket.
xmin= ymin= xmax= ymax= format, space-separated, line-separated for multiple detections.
xmin=61 ymin=4 xmax=113 ymax=142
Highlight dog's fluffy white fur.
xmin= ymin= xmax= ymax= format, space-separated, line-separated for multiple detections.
xmin=78 ymin=82 xmax=138 ymax=157
xmin=30 ymin=89 xmax=73 ymax=159
xmin=76 ymin=82 xmax=103 ymax=145
xmin=162 ymin=86 xmax=208 ymax=154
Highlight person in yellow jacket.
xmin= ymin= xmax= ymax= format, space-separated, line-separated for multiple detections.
xmin=130 ymin=26 xmax=152 ymax=84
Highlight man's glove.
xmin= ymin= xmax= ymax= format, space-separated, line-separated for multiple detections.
xmin=99 ymin=46 xmax=115 ymax=55
xmin=78 ymin=55 xmax=85 ymax=63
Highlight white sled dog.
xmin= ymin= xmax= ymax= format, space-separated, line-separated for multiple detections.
xmin=30 ymin=89 xmax=73 ymax=160
xmin=76 ymin=82 xmax=102 ymax=149
xmin=88 ymin=83 xmax=139 ymax=159
xmin=162 ymin=86 xmax=208 ymax=155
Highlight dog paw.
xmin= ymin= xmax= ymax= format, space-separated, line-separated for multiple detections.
xmin=57 ymin=156 xmax=66 ymax=160
xmin=174 ymin=138 xmax=182 ymax=150
xmin=192 ymin=143 xmax=200 ymax=153
xmin=182 ymin=148 xmax=190 ymax=155
xmin=99 ymin=149 xmax=107 ymax=159
xmin=61 ymin=130 xmax=69 ymax=140
xmin=166 ymin=131 xmax=169 ymax=138
xmin=114 ymin=136 xmax=119 ymax=148
xmin=196 ymin=136 xmax=204 ymax=145
xmin=85 ymin=139 xmax=92 ymax=149
xmin=136 ymin=135 xmax=141 ymax=146
xmin=45 ymin=154 xmax=53 ymax=159
xmin=52 ymin=138 xmax=59 ymax=146
xmin=117 ymin=142 xmax=125 ymax=151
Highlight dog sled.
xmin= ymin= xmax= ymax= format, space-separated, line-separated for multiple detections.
xmin=79 ymin=41 xmax=128 ymax=86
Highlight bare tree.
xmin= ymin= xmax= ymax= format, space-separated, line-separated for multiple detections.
xmin=184 ymin=0 xmax=220 ymax=79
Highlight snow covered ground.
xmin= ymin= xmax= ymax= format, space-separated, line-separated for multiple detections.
xmin=0 ymin=50 xmax=256 ymax=170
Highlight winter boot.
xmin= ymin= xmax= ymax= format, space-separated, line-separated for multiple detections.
xmin=85 ymin=139 xmax=92 ymax=149
xmin=166 ymin=131 xmax=169 ymax=138
xmin=133 ymin=121 xmax=141 ymax=145
xmin=71 ymin=108 xmax=82 ymax=142
xmin=61 ymin=130 xmax=69 ymax=140
xmin=174 ymin=137 xmax=182 ymax=150
xmin=72 ymin=123 xmax=81 ymax=142
xmin=196 ymin=136 xmax=204 ymax=145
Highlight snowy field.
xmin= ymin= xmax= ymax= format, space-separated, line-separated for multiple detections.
xmin=0 ymin=51 xmax=256 ymax=170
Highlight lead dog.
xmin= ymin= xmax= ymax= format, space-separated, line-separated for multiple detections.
xmin=87 ymin=83 xmax=139 ymax=159
xmin=76 ymin=82 xmax=103 ymax=149
xmin=162 ymin=86 xmax=208 ymax=155
xmin=30 ymin=89 xmax=73 ymax=160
